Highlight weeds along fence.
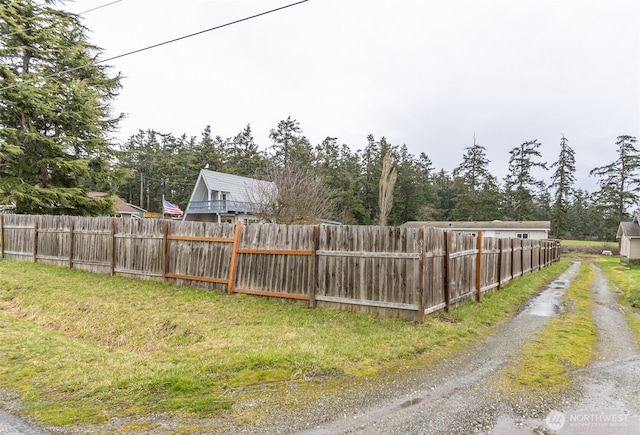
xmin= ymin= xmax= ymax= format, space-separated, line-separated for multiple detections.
xmin=0 ymin=215 xmax=560 ymax=321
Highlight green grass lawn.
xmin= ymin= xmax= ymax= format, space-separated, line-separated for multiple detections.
xmin=0 ymin=259 xmax=570 ymax=428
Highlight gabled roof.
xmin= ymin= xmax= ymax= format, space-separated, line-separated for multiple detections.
xmin=617 ymin=221 xmax=640 ymax=239
xmin=194 ymin=169 xmax=275 ymax=202
xmin=87 ymin=192 xmax=144 ymax=215
xmin=402 ymin=220 xmax=550 ymax=230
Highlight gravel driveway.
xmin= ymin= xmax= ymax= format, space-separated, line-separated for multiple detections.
xmin=297 ymin=262 xmax=640 ymax=435
xmin=2 ymin=261 xmax=639 ymax=434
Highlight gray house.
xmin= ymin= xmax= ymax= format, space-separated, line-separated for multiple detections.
xmin=401 ymin=220 xmax=551 ymax=240
xmin=183 ymin=169 xmax=275 ymax=223
xmin=617 ymin=211 xmax=640 ymax=265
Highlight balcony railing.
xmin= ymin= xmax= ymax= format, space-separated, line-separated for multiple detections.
xmin=185 ymin=200 xmax=259 ymax=214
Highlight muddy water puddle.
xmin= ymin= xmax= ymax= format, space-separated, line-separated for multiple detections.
xmin=521 ymin=262 xmax=580 ymax=317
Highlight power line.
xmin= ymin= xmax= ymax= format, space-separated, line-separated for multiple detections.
xmin=77 ymin=0 xmax=124 ymax=15
xmin=0 ymin=0 xmax=312 ymax=93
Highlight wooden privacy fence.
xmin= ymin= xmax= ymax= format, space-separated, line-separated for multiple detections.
xmin=0 ymin=215 xmax=560 ymax=321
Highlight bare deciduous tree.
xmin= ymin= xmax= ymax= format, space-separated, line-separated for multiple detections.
xmin=378 ymin=152 xmax=397 ymax=226
xmin=247 ymin=164 xmax=333 ymax=224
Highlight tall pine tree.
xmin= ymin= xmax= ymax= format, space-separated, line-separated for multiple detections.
xmin=0 ymin=0 xmax=124 ymax=214
xmin=590 ymin=135 xmax=640 ymax=237
xmin=549 ymin=135 xmax=576 ymax=238
xmin=504 ymin=140 xmax=548 ymax=220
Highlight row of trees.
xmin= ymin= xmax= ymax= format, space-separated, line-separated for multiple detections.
xmin=1 ymin=1 xmax=639 ymax=240
xmin=113 ymin=119 xmax=640 ymax=240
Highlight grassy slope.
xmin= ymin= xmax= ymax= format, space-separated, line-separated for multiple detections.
xmin=0 ymin=259 xmax=570 ymax=427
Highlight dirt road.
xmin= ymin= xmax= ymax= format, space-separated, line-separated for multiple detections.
xmin=300 ymin=262 xmax=640 ymax=435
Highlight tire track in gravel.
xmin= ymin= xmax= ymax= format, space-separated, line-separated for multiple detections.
xmin=297 ymin=262 xmax=582 ymax=434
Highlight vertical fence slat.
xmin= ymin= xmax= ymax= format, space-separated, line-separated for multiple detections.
xmin=33 ymin=215 xmax=39 ymax=263
xmin=444 ymin=231 xmax=450 ymax=312
xmin=475 ymin=231 xmax=483 ymax=302
xmin=68 ymin=216 xmax=75 ymax=269
xmin=0 ymin=214 xmax=4 ymax=259
xmin=417 ymin=228 xmax=425 ymax=323
xmin=110 ymin=217 xmax=116 ymax=276
xmin=162 ymin=220 xmax=169 ymax=283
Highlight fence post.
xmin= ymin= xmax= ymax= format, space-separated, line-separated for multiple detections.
xmin=497 ymin=238 xmax=503 ymax=291
xmin=0 ymin=214 xmax=4 ymax=259
xmin=520 ymin=239 xmax=525 ymax=275
xmin=510 ymin=239 xmax=515 ymax=279
xmin=475 ymin=231 xmax=483 ymax=303
xmin=110 ymin=217 xmax=116 ymax=276
xmin=444 ymin=231 xmax=450 ymax=312
xmin=68 ymin=216 xmax=75 ymax=269
xmin=227 ymin=220 xmax=242 ymax=294
xmin=33 ymin=215 xmax=39 ymax=263
xmin=162 ymin=219 xmax=169 ymax=283
xmin=309 ymin=225 xmax=319 ymax=309
xmin=417 ymin=228 xmax=425 ymax=323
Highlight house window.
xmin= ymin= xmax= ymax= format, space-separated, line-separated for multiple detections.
xmin=516 ymin=233 xmax=529 ymax=239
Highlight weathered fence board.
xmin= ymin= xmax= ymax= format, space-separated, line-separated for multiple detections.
xmin=72 ymin=217 xmax=113 ymax=274
xmin=234 ymin=223 xmax=314 ymax=299
xmin=2 ymin=214 xmax=36 ymax=260
xmin=315 ymin=225 xmax=422 ymax=319
xmin=114 ymin=219 xmax=164 ymax=279
xmin=165 ymin=220 xmax=235 ymax=291
xmin=36 ymin=215 xmax=71 ymax=266
xmin=0 ymin=215 xmax=561 ymax=321
xmin=424 ymin=227 xmax=446 ymax=314
xmin=480 ymin=236 xmax=501 ymax=295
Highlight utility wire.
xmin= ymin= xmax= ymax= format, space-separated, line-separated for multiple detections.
xmin=0 ymin=0 xmax=312 ymax=92
xmin=77 ymin=0 xmax=124 ymax=15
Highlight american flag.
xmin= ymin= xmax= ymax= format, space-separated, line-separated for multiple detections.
xmin=162 ymin=198 xmax=183 ymax=216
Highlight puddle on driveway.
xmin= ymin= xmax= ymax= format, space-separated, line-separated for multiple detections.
xmin=521 ymin=262 xmax=579 ymax=317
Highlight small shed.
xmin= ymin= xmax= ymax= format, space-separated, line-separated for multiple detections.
xmin=616 ymin=212 xmax=640 ymax=265
xmin=401 ymin=220 xmax=551 ymax=240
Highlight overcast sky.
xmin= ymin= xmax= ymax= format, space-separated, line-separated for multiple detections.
xmin=65 ymin=0 xmax=640 ymax=192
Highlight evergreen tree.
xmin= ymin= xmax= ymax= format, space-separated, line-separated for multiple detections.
xmin=388 ymin=145 xmax=430 ymax=225
xmin=549 ymin=135 xmax=576 ymax=238
xmin=268 ymin=116 xmax=313 ymax=168
xmin=0 ymin=0 xmax=124 ymax=214
xmin=504 ymin=140 xmax=548 ymax=220
xmin=313 ymin=137 xmax=365 ymax=224
xmin=432 ymin=169 xmax=457 ymax=221
xmin=452 ymin=136 xmax=498 ymax=220
xmin=223 ymin=124 xmax=265 ymax=177
xmin=590 ymin=135 xmax=640 ymax=237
